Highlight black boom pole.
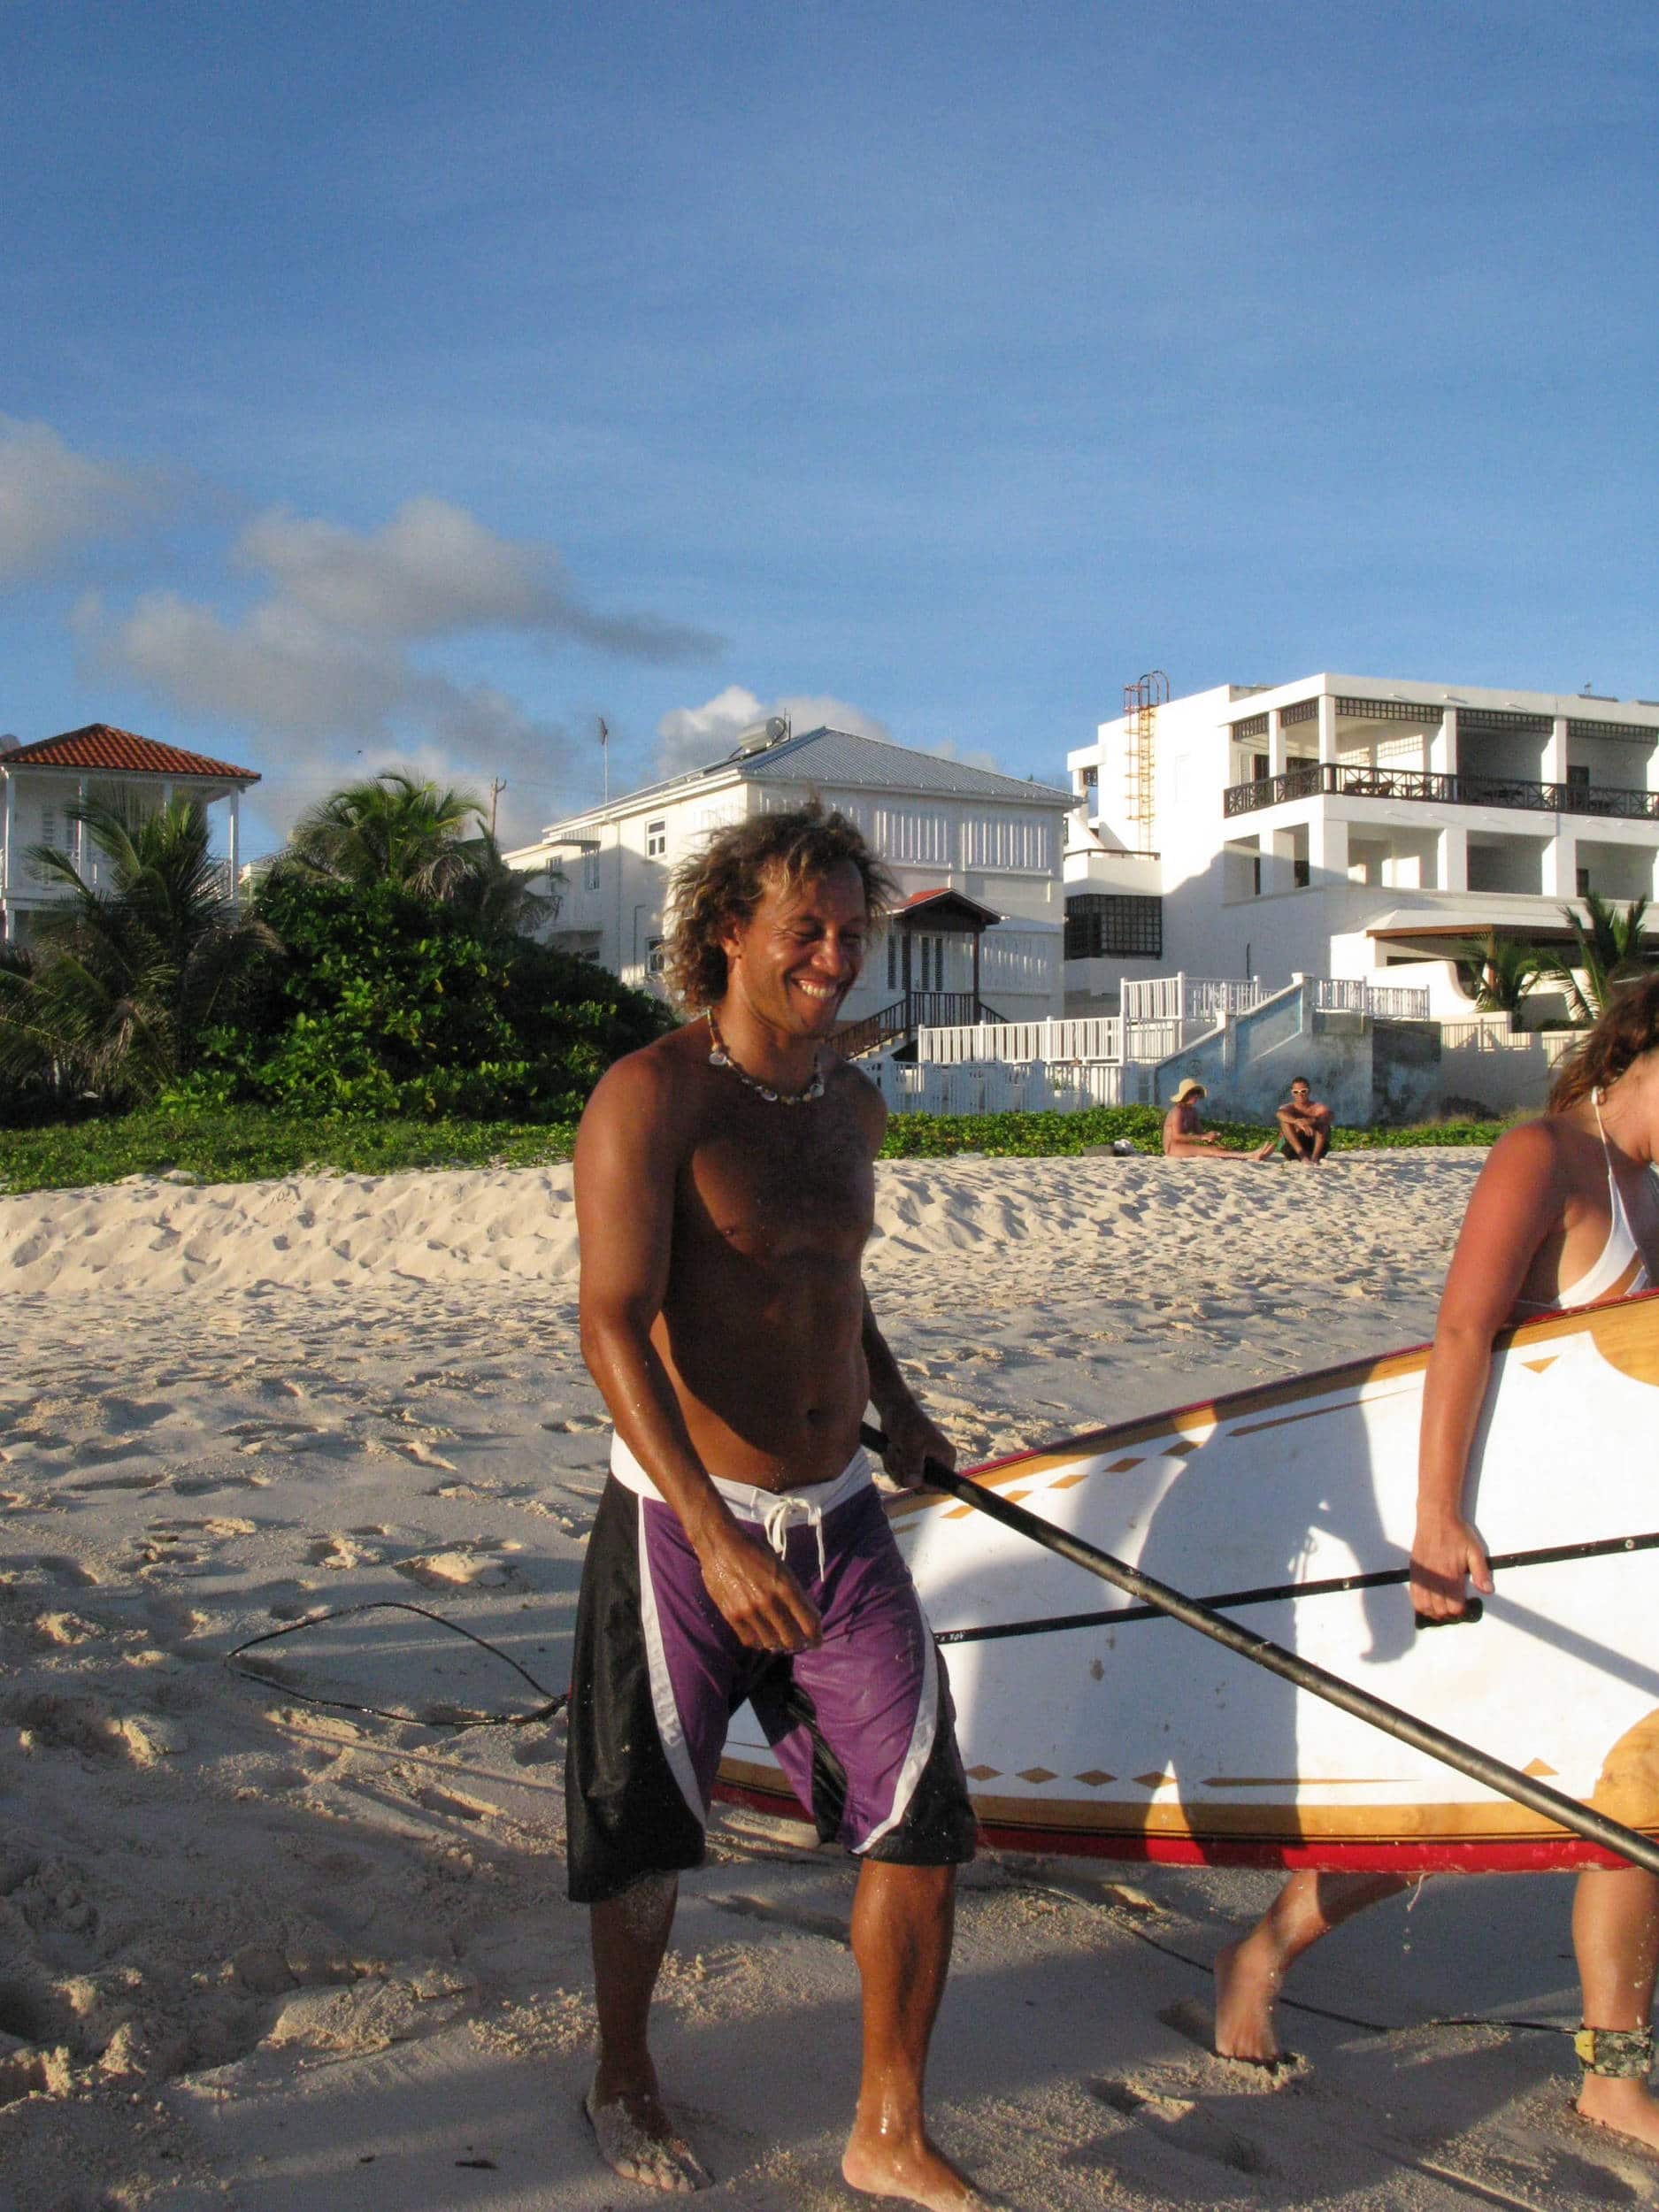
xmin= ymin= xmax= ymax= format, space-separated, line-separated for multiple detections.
xmin=861 ymin=1424 xmax=1659 ymax=1879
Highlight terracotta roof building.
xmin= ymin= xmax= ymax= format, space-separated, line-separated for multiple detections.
xmin=0 ymin=723 xmax=260 ymax=942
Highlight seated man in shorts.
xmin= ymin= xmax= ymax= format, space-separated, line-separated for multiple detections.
xmin=1162 ymin=1078 xmax=1277 ymax=1161
xmin=1276 ymin=1076 xmax=1334 ymax=1162
xmin=567 ymin=801 xmax=987 ymax=2208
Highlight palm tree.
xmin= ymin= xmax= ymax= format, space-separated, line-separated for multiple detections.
xmin=282 ymin=772 xmax=488 ymax=898
xmin=443 ymin=831 xmax=565 ymax=942
xmin=0 ymin=798 xmax=275 ymax=1108
xmin=1453 ymin=931 xmax=1543 ymax=1029
xmin=1545 ymin=891 xmax=1655 ymax=1025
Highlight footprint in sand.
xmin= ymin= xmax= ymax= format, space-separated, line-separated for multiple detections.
xmin=412 ymin=1784 xmax=503 ymax=1822
xmin=28 ymin=1555 xmax=100 ymax=1589
xmin=1087 ymin=2076 xmax=1271 ymax=2173
xmin=308 ymin=1535 xmax=375 ymax=1571
xmin=394 ymin=1546 xmax=520 ymax=1591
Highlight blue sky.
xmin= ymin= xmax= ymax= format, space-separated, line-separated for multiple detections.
xmin=3 ymin=1 xmax=1655 ymax=853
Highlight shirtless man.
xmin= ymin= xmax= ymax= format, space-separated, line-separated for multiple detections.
xmin=568 ymin=802 xmax=987 ymax=2207
xmin=1275 ymin=1077 xmax=1334 ymax=1163
xmin=1161 ymin=1079 xmax=1276 ymax=1161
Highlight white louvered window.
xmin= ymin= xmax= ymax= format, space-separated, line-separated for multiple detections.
xmin=32 ymin=806 xmax=58 ymax=887
xmin=960 ymin=811 xmax=1052 ymax=872
xmin=872 ymin=803 xmax=949 ymax=866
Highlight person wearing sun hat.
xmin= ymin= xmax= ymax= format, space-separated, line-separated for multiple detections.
xmin=1162 ymin=1076 xmax=1278 ymax=1161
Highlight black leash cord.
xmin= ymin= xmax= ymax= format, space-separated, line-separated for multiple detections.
xmin=226 ymin=1599 xmax=567 ymax=1731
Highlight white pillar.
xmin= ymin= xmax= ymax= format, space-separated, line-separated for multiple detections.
xmin=1438 ymin=824 xmax=1469 ymax=894
xmin=1432 ymin=706 xmax=1458 ymax=779
xmin=74 ymin=776 xmax=87 ymax=879
xmin=1 ymin=771 xmax=12 ymax=908
xmin=1310 ymin=812 xmax=1348 ymax=882
xmin=1545 ymin=830 xmax=1578 ymax=901
xmin=227 ymin=787 xmax=242 ymax=906
xmin=1268 ymin=708 xmax=1287 ymax=779
xmin=1545 ymin=715 xmax=1569 ymax=790
xmin=1317 ymin=693 xmax=1339 ymax=768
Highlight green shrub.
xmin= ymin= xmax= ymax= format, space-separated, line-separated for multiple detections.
xmin=0 ymin=1108 xmax=578 ymax=1195
xmin=195 ymin=874 xmax=672 ymax=1121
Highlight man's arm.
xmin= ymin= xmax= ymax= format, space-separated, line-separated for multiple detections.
xmin=862 ymin=1293 xmax=956 ymax=1490
xmin=847 ymin=1064 xmax=956 ymax=1491
xmin=574 ymin=1049 xmax=821 ymax=1653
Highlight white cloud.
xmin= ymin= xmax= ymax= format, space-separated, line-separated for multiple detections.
xmin=654 ymin=686 xmax=894 ymax=777
xmin=83 ymin=589 xmax=570 ymax=843
xmin=0 ymin=418 xmax=169 ymax=582
xmin=85 ymin=490 xmax=721 ymax=841
xmin=237 ymin=496 xmax=720 ymax=660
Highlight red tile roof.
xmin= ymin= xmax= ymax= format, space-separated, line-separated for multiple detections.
xmin=893 ymin=886 xmax=1002 ymax=926
xmin=2 ymin=725 xmax=259 ymax=781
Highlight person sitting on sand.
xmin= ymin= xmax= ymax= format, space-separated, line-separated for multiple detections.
xmin=1214 ymin=973 xmax=1659 ymax=2151
xmin=1162 ymin=1079 xmax=1277 ymax=1162
xmin=567 ymin=801 xmax=990 ymax=2208
xmin=1275 ymin=1077 xmax=1333 ymax=1163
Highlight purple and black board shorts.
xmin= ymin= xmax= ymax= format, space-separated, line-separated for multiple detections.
xmin=565 ymin=1446 xmax=977 ymax=1902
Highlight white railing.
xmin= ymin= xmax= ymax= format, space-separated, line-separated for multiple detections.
xmin=918 ymin=1014 xmax=1123 ymax=1065
xmin=1440 ymin=1021 xmax=1579 ymax=1064
xmin=870 ymin=1059 xmax=1127 ymax=1116
xmin=1309 ymin=978 xmax=1431 ymax=1019
xmin=1121 ymin=973 xmax=1271 ymax=1025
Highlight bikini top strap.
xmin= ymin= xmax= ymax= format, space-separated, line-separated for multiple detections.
xmin=1591 ymin=1087 xmax=1627 ymax=1215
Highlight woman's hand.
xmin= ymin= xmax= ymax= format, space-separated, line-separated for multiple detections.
xmin=1409 ymin=1514 xmax=1494 ymax=1621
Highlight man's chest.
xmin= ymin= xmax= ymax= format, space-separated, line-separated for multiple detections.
xmin=680 ymin=1110 xmax=875 ymax=1258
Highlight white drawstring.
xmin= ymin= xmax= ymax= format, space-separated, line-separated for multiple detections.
xmin=758 ymin=1491 xmax=828 ymax=1581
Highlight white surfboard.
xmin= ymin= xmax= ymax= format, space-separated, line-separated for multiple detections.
xmin=717 ymin=1291 xmax=1659 ymax=1870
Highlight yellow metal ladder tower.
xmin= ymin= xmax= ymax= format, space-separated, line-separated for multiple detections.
xmin=1123 ymin=670 xmax=1169 ymax=840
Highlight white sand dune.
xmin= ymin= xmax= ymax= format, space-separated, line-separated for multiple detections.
xmin=5 ymin=1148 xmax=1638 ymax=2210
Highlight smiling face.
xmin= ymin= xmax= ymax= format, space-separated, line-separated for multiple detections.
xmin=718 ymin=860 xmax=870 ymax=1039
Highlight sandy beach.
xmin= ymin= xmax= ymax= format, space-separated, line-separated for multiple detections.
xmin=3 ymin=1150 xmax=1652 ymax=2211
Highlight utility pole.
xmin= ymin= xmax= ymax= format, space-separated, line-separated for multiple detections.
xmin=488 ymin=778 xmax=506 ymax=838
xmin=598 ymin=717 xmax=610 ymax=806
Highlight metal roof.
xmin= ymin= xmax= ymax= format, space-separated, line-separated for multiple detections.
xmin=541 ymin=725 xmax=1073 ymax=836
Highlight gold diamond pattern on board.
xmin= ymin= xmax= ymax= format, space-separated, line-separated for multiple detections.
xmin=1074 ymin=1770 xmax=1116 ymax=1787
xmin=1017 ymin=1767 xmax=1058 ymax=1784
xmin=965 ymin=1764 xmax=1002 ymax=1780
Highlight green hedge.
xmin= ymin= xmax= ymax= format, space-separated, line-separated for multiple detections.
xmin=876 ymin=1105 xmax=1507 ymax=1158
xmin=0 ymin=1109 xmax=577 ymax=1195
xmin=0 ymin=1101 xmax=1507 ymax=1197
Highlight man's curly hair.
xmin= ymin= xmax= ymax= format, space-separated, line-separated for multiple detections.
xmin=663 ymin=798 xmax=897 ymax=1011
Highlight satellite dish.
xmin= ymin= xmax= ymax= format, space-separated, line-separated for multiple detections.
xmin=0 ymin=734 xmax=20 ymax=757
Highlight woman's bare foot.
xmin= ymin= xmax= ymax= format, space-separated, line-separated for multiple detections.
xmin=585 ymin=2078 xmax=710 ymax=2193
xmin=1575 ymin=2075 xmax=1659 ymax=2156
xmin=842 ymin=2125 xmax=1006 ymax=2210
xmin=1213 ymin=1932 xmax=1286 ymax=2064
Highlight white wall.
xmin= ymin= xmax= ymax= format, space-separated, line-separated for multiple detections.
xmin=520 ymin=770 xmax=1068 ymax=1018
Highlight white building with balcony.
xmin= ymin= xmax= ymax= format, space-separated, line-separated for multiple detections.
xmin=1065 ymin=674 xmax=1659 ymax=1014
xmin=0 ymin=724 xmax=260 ymax=944
xmin=505 ymin=722 xmax=1075 ymax=1042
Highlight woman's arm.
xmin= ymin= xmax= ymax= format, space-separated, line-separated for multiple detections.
xmin=1410 ymin=1120 xmax=1564 ymax=1619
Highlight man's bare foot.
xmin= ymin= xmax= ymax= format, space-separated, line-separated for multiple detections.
xmin=585 ymin=2079 xmax=710 ymax=2193
xmin=842 ymin=2126 xmax=1008 ymax=2210
xmin=1213 ymin=1933 xmax=1285 ymax=2064
xmin=1575 ymin=2075 xmax=1659 ymax=2157
xmin=1252 ymin=1141 xmax=1278 ymax=1162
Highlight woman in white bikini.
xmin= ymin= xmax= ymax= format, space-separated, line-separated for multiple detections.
xmin=1214 ymin=972 xmax=1659 ymax=2147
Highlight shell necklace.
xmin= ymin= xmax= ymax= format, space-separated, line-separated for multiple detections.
xmin=705 ymin=1007 xmax=826 ymax=1105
